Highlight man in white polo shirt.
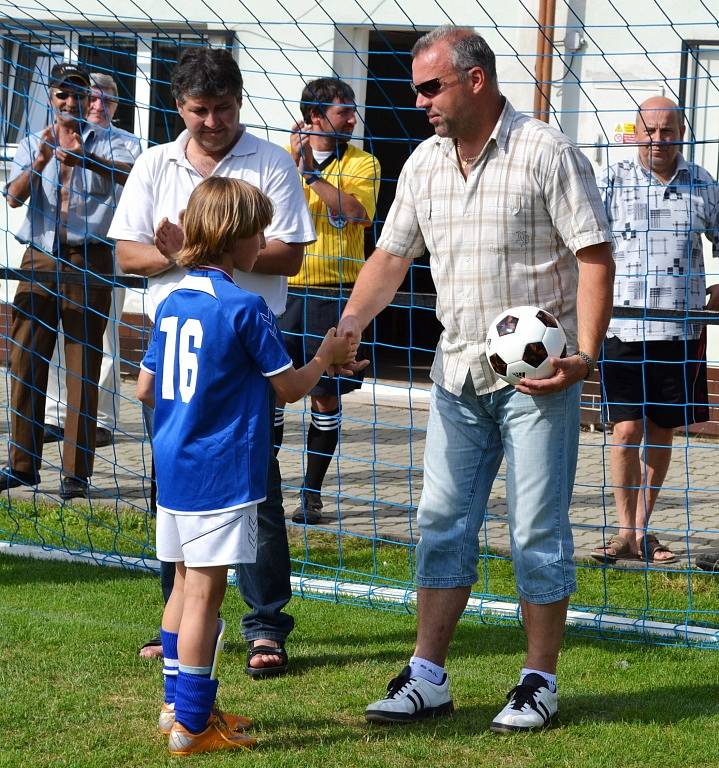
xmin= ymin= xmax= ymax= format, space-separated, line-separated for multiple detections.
xmin=108 ymin=47 xmax=315 ymax=677
xmin=592 ymin=97 xmax=719 ymax=566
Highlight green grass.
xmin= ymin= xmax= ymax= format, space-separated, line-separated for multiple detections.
xmin=0 ymin=498 xmax=154 ymax=560
xmin=3 ymin=496 xmax=719 ymax=637
xmin=2 ymin=553 xmax=719 ymax=768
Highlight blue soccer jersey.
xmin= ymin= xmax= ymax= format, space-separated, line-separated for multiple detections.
xmin=141 ymin=267 xmax=292 ymax=514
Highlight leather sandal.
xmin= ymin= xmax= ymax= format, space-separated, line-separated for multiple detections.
xmin=639 ymin=534 xmax=678 ymax=564
xmin=590 ymin=534 xmax=637 ymax=563
xmin=245 ymin=641 xmax=288 ymax=679
xmin=138 ymin=634 xmax=163 ymax=659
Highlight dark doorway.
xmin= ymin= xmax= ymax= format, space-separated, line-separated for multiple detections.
xmin=363 ymin=30 xmax=441 ymax=385
xmin=149 ymin=37 xmax=205 ymax=146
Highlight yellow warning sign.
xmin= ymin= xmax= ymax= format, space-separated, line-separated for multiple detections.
xmin=612 ymin=122 xmax=636 ymax=144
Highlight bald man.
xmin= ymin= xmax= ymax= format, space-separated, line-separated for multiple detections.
xmin=592 ymin=97 xmax=719 ymax=565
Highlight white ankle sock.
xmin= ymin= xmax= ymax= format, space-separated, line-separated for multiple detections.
xmin=520 ymin=667 xmax=557 ymax=692
xmin=409 ymin=655 xmax=446 ymax=685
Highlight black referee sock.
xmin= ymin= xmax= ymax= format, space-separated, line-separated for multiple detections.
xmin=273 ymin=407 xmax=285 ymax=457
xmin=304 ymin=407 xmax=341 ymax=497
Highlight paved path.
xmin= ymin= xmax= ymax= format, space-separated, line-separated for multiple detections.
xmin=2 ymin=374 xmax=718 ymax=565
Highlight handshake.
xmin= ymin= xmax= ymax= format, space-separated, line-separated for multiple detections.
xmin=315 ymin=317 xmax=369 ymax=378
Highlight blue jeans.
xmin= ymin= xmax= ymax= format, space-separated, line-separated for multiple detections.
xmin=416 ymin=376 xmax=580 ymax=604
xmin=145 ymin=397 xmax=294 ymax=643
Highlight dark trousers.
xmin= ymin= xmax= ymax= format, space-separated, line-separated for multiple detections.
xmin=9 ymin=245 xmax=112 ymax=478
xmin=149 ymin=394 xmax=294 ymax=642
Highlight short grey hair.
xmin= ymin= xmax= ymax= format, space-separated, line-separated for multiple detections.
xmin=89 ymin=72 xmax=118 ymax=99
xmin=412 ymin=25 xmax=497 ymax=83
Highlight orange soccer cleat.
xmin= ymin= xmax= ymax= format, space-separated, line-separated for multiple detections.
xmin=159 ymin=703 xmax=252 ymax=736
xmin=168 ymin=712 xmax=257 ymax=756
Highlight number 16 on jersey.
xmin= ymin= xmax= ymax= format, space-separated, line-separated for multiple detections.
xmin=159 ymin=316 xmax=204 ymax=403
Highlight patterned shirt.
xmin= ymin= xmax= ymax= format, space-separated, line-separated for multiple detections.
xmin=376 ymin=99 xmax=611 ymax=396
xmin=288 ymin=142 xmax=380 ymax=287
xmin=600 ymin=155 xmax=719 ymax=341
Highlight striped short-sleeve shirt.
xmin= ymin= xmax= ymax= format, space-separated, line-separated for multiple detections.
xmin=377 ymin=99 xmax=612 ymax=396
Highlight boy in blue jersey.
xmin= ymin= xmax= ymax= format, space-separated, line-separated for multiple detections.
xmin=137 ymin=177 xmax=354 ymax=756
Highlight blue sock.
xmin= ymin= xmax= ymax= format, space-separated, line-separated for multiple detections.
xmin=409 ymin=655 xmax=446 ymax=685
xmin=175 ymin=671 xmax=219 ymax=734
xmin=160 ymin=628 xmax=179 ymax=705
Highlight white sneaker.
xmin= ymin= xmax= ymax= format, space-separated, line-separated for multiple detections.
xmin=365 ymin=665 xmax=454 ymax=723
xmin=159 ymin=702 xmax=175 ymax=734
xmin=490 ymin=673 xmax=558 ymax=733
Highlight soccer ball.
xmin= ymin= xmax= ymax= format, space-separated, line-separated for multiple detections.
xmin=485 ymin=305 xmax=567 ymax=385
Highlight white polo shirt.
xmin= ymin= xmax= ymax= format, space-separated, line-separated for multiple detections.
xmin=108 ymin=127 xmax=316 ymax=320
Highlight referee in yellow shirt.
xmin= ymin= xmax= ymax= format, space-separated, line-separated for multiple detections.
xmin=277 ymin=78 xmax=380 ymax=524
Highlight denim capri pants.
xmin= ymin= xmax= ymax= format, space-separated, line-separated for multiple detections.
xmin=415 ymin=374 xmax=580 ymax=604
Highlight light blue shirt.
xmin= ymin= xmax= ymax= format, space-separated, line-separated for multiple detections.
xmin=5 ymin=121 xmax=138 ymax=252
xmin=103 ymin=124 xmax=143 ymax=164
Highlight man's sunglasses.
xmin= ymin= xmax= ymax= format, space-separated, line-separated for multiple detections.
xmin=410 ymin=67 xmax=475 ymax=98
xmin=53 ymin=89 xmax=88 ymax=100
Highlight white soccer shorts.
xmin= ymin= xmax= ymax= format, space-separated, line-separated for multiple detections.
xmin=156 ymin=505 xmax=257 ymax=567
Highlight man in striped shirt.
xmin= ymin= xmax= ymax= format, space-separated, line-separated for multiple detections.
xmin=337 ymin=25 xmax=614 ymax=732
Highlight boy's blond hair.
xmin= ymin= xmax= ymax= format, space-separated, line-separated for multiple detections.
xmin=176 ymin=177 xmax=274 ymax=269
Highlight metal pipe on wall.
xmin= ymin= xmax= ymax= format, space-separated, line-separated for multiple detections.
xmin=533 ymin=0 xmax=557 ymax=122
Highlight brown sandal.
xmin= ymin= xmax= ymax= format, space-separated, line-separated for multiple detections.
xmin=590 ymin=534 xmax=637 ymax=563
xmin=639 ymin=534 xmax=678 ymax=564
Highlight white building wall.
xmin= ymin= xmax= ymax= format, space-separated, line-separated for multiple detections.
xmin=1 ymin=0 xmax=717 ymax=351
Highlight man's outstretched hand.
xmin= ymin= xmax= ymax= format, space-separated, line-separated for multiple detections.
xmin=327 ymin=315 xmax=369 ymax=377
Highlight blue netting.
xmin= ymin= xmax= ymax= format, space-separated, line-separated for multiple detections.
xmin=1 ymin=2 xmax=718 ymax=648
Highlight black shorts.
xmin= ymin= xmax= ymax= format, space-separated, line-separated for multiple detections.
xmin=278 ymin=290 xmax=367 ymax=398
xmin=599 ymin=335 xmax=709 ymax=428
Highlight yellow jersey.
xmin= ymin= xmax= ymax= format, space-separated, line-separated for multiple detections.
xmin=287 ymin=142 xmax=380 ymax=287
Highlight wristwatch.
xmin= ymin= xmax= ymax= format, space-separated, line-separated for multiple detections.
xmin=302 ymin=169 xmax=321 ymax=185
xmin=576 ymin=351 xmax=596 ymax=379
